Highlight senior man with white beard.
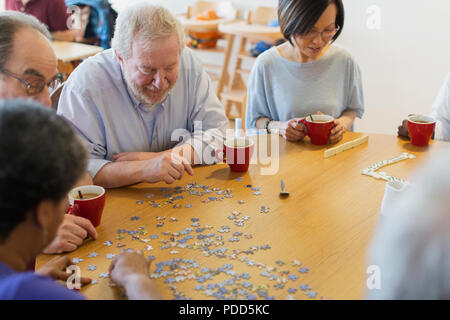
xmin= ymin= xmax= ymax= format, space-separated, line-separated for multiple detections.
xmin=57 ymin=3 xmax=229 ymax=188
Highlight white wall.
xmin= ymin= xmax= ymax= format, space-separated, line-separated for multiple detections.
xmin=337 ymin=0 xmax=450 ymax=134
xmin=107 ymin=1 xmax=450 ymax=134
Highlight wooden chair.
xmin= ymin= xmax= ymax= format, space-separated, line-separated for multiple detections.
xmin=220 ymin=6 xmax=278 ymax=120
xmin=186 ymin=1 xmax=236 ymax=19
xmin=182 ymin=1 xmax=237 ymax=83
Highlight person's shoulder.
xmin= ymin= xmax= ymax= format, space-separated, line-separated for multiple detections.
xmin=66 ymin=49 xmax=120 ymax=92
xmin=44 ymin=0 xmax=67 ymax=10
xmin=445 ymin=70 xmax=450 ymax=84
xmin=328 ymin=44 xmax=359 ymax=65
xmin=0 ymin=272 xmax=84 ymax=300
xmin=179 ymin=47 xmax=203 ymax=74
xmin=254 ymin=47 xmax=279 ymax=68
xmin=243 ymin=47 xmax=278 ymax=79
xmin=71 ymin=49 xmax=118 ymax=76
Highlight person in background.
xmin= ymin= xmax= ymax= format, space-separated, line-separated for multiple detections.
xmin=397 ymin=71 xmax=450 ymax=141
xmin=0 ymin=100 xmax=161 ymax=300
xmin=367 ymin=148 xmax=450 ymax=299
xmin=57 ymin=3 xmax=229 ymax=189
xmin=245 ymin=0 xmax=364 ymax=144
xmin=64 ymin=0 xmax=117 ymax=49
xmin=5 ymin=0 xmax=80 ymax=41
xmin=0 ymin=11 xmax=96 ymax=254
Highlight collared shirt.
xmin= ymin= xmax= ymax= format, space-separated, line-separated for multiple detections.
xmin=57 ymin=48 xmax=229 ymax=178
xmin=6 ymin=0 xmax=71 ymax=32
xmin=0 ymin=261 xmax=84 ymax=300
xmin=430 ymin=71 xmax=450 ymax=141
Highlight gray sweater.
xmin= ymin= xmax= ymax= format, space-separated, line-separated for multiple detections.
xmin=245 ymin=45 xmax=365 ymax=131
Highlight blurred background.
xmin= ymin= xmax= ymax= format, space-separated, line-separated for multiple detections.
xmin=1 ymin=0 xmax=449 ymax=135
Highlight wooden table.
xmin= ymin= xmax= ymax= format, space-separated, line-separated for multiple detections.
xmin=37 ymin=132 xmax=449 ymax=300
xmin=52 ymin=41 xmax=103 ymax=63
xmin=52 ymin=41 xmax=103 ymax=80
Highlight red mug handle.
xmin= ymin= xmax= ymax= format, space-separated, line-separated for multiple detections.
xmin=297 ymin=118 xmax=308 ymax=136
xmin=215 ymin=148 xmax=226 ymax=163
xmin=66 ymin=204 xmax=79 ymax=215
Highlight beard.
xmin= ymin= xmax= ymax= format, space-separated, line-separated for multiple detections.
xmin=123 ymin=69 xmax=174 ymax=109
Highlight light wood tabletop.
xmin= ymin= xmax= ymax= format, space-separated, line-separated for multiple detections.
xmin=52 ymin=41 xmax=104 ymax=63
xmin=36 ymin=132 xmax=449 ymax=300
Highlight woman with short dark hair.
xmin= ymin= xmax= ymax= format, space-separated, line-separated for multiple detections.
xmin=246 ymin=0 xmax=364 ymax=144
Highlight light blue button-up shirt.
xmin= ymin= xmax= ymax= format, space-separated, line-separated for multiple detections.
xmin=57 ymin=48 xmax=229 ymax=178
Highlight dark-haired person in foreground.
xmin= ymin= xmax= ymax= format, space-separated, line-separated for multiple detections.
xmin=0 ymin=100 xmax=161 ymax=300
xmin=0 ymin=11 xmax=97 ymax=255
xmin=246 ymin=0 xmax=364 ymax=144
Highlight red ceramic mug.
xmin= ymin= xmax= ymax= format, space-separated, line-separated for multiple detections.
xmin=68 ymin=185 xmax=106 ymax=227
xmin=298 ymin=114 xmax=335 ymax=145
xmin=407 ymin=115 xmax=436 ymax=147
xmin=216 ymin=137 xmax=254 ymax=172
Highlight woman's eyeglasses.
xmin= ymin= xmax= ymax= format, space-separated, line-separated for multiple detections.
xmin=300 ymin=26 xmax=340 ymax=40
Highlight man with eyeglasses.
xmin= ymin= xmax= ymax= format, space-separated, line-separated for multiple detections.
xmin=0 ymin=11 xmax=98 ymax=255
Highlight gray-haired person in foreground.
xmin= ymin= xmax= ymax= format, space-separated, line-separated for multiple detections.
xmin=0 ymin=99 xmax=161 ymax=300
xmin=57 ymin=3 xmax=229 ymax=189
xmin=367 ymin=149 xmax=450 ymax=299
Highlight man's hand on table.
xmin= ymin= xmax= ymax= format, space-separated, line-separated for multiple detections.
xmin=397 ymin=119 xmax=436 ymax=140
xmin=109 ymin=251 xmax=162 ymax=299
xmin=94 ymin=145 xmax=196 ymax=187
xmin=43 ymin=214 xmax=97 ymax=254
xmin=141 ymin=152 xmax=194 ymax=184
xmin=36 ymin=256 xmax=92 ymax=285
